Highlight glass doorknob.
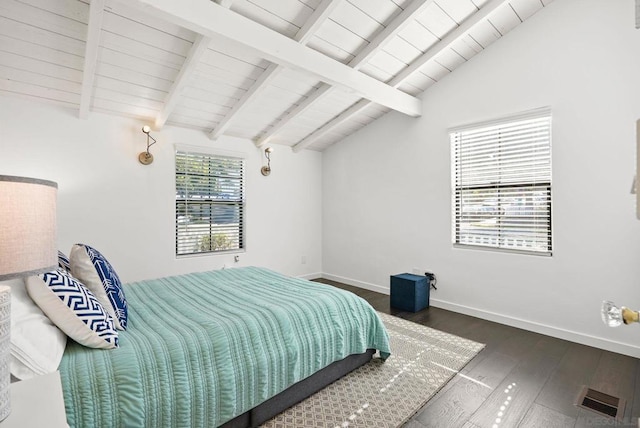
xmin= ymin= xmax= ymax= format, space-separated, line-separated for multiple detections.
xmin=601 ymin=301 xmax=639 ymax=327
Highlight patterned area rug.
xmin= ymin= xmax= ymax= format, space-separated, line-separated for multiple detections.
xmin=262 ymin=312 xmax=485 ymax=428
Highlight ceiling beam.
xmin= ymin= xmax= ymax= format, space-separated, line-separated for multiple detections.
xmin=255 ymin=85 xmax=332 ymax=147
xmin=209 ymin=0 xmax=341 ymax=141
xmin=208 ymin=62 xmax=279 ymax=140
xmin=78 ymin=0 xmax=105 ymax=119
xmin=155 ymin=0 xmax=232 ymax=128
xmin=118 ymin=0 xmax=422 ymax=117
xmin=295 ymin=0 xmax=340 ymax=45
xmin=256 ymin=0 xmax=433 ymax=147
xmin=293 ymin=98 xmax=370 ymax=151
xmin=292 ymin=0 xmax=509 ymax=152
xmin=348 ymin=0 xmax=435 ymax=71
xmin=155 ymin=34 xmax=210 ymax=128
xmin=389 ymin=0 xmax=508 ymax=86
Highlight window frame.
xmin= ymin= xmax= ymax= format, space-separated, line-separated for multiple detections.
xmin=449 ymin=108 xmax=553 ymax=256
xmin=174 ymin=146 xmax=246 ymax=257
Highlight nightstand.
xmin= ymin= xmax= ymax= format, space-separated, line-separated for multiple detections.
xmin=0 ymin=371 xmax=67 ymax=427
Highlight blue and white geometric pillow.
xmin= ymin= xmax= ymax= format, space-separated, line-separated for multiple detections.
xmin=26 ymin=270 xmax=118 ymax=349
xmin=58 ymin=251 xmax=70 ymax=272
xmin=70 ymin=244 xmax=128 ymax=330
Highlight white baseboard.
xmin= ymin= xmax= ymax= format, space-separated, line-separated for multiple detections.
xmin=297 ymin=272 xmax=323 ymax=280
xmin=319 ymin=272 xmax=640 ymax=358
xmin=431 ymin=298 xmax=640 ymax=359
xmin=320 ymin=273 xmax=390 ymax=295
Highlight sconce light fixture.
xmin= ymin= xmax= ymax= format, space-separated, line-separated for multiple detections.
xmin=139 ymin=125 xmax=157 ymax=165
xmin=261 ymin=146 xmax=274 ymax=176
xmin=601 ymin=300 xmax=639 ymax=326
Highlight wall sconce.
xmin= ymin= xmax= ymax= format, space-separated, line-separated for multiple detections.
xmin=139 ymin=125 xmax=157 ymax=165
xmin=261 ymin=147 xmax=274 ymax=176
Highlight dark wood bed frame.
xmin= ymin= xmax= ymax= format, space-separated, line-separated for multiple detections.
xmin=221 ymin=349 xmax=376 ymax=427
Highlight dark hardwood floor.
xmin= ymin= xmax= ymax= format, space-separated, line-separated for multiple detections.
xmin=313 ymin=278 xmax=640 ymax=428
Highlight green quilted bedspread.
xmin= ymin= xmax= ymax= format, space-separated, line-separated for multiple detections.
xmin=59 ymin=266 xmax=390 ymax=427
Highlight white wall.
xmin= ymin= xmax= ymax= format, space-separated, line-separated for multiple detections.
xmin=0 ymin=97 xmax=322 ymax=282
xmin=322 ymin=0 xmax=640 ymax=356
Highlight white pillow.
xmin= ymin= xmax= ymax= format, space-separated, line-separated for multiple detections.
xmin=3 ymin=278 xmax=67 ymax=380
xmin=26 ymin=271 xmax=118 ymax=350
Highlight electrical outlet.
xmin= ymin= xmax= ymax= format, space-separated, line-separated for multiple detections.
xmin=234 ymin=255 xmax=240 ymax=263
xmin=301 ymin=255 xmax=307 ymax=265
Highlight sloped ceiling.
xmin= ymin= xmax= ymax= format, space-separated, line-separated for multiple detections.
xmin=0 ymin=0 xmax=552 ymax=151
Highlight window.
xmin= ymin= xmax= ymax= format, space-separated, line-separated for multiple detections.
xmin=175 ymin=149 xmax=245 ymax=256
xmin=450 ymin=108 xmax=552 ymax=255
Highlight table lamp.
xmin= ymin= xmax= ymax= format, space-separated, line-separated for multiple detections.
xmin=0 ymin=175 xmax=58 ymax=421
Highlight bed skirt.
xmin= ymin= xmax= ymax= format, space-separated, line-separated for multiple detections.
xmin=222 ymin=349 xmax=375 ymax=428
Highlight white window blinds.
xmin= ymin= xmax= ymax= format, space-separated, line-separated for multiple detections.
xmin=450 ymin=108 xmax=552 ymax=255
xmin=175 ymin=150 xmax=245 ymax=256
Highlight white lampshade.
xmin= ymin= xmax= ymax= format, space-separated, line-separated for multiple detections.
xmin=0 ymin=175 xmax=58 ymax=280
xmin=0 ymin=286 xmax=9 ymax=421
xmin=0 ymin=175 xmax=57 ymax=421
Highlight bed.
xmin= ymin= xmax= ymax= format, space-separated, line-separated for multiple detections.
xmin=57 ymin=266 xmax=391 ymax=427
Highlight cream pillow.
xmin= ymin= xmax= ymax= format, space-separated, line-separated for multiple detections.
xmin=26 ymin=271 xmax=118 ymax=349
xmin=3 ymin=278 xmax=67 ymax=380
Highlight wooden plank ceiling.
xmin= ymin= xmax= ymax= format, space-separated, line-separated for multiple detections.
xmin=0 ymin=0 xmax=552 ymax=151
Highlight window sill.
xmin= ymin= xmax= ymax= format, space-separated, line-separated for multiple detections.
xmin=453 ymin=243 xmax=552 ymax=257
xmin=176 ymin=249 xmax=246 ymax=259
